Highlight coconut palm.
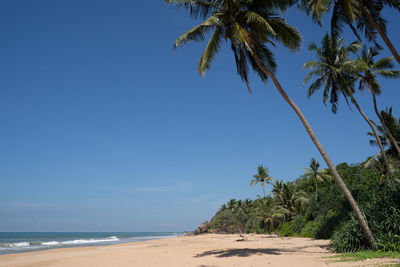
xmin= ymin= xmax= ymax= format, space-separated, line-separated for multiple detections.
xmin=255 ymin=198 xmax=288 ymax=236
xmin=250 ymin=165 xmax=274 ymax=198
xmin=368 ymin=108 xmax=400 ymax=155
xmin=303 ymin=158 xmax=332 ymax=197
xmin=346 ymin=46 xmax=400 ymax=158
xmin=166 ymin=0 xmax=376 ymax=248
xmin=365 ymin=155 xmax=400 ymax=185
xmin=300 ymin=0 xmax=400 ymax=65
xmin=271 ymin=180 xmax=284 ymax=198
xmin=303 ymin=34 xmax=392 ymax=182
xmin=273 ymin=181 xmax=309 ymax=219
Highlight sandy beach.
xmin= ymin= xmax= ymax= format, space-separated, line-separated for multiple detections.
xmin=0 ymin=234 xmax=396 ymax=267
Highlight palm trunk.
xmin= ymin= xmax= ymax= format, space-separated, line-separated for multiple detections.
xmin=370 ymin=89 xmax=400 ymax=158
xmin=243 ymin=40 xmax=377 ymax=249
xmin=315 ymin=180 xmax=318 ymax=198
xmin=351 ymin=97 xmax=393 ymax=180
xmin=262 ymin=186 xmax=266 ymax=199
xmin=358 ymin=0 xmax=400 ymax=65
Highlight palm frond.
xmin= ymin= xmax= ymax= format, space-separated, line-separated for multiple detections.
xmin=198 ymin=26 xmax=223 ymax=75
xmin=173 ymin=14 xmax=221 ymax=49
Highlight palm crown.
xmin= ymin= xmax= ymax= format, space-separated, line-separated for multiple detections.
xmin=347 ymin=45 xmax=400 ymax=94
xmin=303 ymin=34 xmax=360 ymax=113
xmin=166 ymin=0 xmax=301 ymax=92
xmin=303 ymin=158 xmax=332 ymax=197
xmin=250 ymin=165 xmax=274 ymax=198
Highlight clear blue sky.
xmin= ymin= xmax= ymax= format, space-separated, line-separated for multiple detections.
xmin=0 ymin=1 xmax=399 ymax=232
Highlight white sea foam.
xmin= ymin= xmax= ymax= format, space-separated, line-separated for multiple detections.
xmin=42 ymin=241 xmax=60 ymax=246
xmin=10 ymin=242 xmax=30 ymax=247
xmin=61 ymin=236 xmax=119 ymax=245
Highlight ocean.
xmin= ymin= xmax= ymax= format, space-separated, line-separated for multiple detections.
xmin=0 ymin=232 xmax=181 ymax=255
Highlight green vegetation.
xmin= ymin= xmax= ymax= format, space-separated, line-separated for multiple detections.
xmin=166 ymin=0 xmax=400 ymax=256
xmin=204 ymin=159 xmax=400 ymax=253
xmin=328 ymin=250 xmax=400 ymax=262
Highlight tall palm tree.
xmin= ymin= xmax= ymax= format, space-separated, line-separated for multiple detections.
xmin=166 ymin=0 xmax=377 ymax=248
xmin=250 ymin=165 xmax=274 ymax=198
xmin=303 ymin=158 xmax=332 ymax=197
xmin=303 ymin=34 xmax=392 ymax=181
xmin=300 ymin=0 xmax=400 ymax=65
xmin=346 ymin=46 xmax=400 ymax=158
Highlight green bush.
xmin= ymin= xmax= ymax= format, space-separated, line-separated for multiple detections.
xmin=301 ymin=220 xmax=318 ymax=238
xmin=331 ymin=184 xmax=400 ymax=252
xmin=278 ymin=221 xmax=295 ymax=237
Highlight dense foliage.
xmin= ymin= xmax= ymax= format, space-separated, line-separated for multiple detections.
xmin=204 ymin=157 xmax=400 ymax=252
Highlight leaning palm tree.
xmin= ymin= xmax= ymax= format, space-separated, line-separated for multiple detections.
xmin=300 ymin=0 xmax=400 ymax=65
xmin=166 ymin=0 xmax=376 ymax=248
xmin=303 ymin=158 xmax=332 ymax=197
xmin=346 ymin=46 xmax=400 ymax=158
xmin=250 ymin=165 xmax=274 ymax=198
xmin=303 ymin=34 xmax=392 ymax=181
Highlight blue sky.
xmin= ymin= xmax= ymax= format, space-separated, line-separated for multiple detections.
xmin=0 ymin=1 xmax=399 ymax=232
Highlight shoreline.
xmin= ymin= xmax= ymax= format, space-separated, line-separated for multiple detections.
xmin=0 ymin=232 xmax=181 ymax=255
xmin=0 ymin=234 xmax=395 ymax=266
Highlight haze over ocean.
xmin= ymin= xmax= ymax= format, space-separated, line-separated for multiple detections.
xmin=1 ymin=1 xmax=399 ymax=232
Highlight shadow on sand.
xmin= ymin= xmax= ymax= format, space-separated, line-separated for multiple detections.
xmin=194 ymin=243 xmax=330 ymax=258
xmin=194 ymin=248 xmax=281 ymax=258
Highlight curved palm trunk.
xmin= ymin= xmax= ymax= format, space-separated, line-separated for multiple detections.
xmin=370 ymin=90 xmax=400 ymax=158
xmin=358 ymin=0 xmax=400 ymax=65
xmin=243 ymin=40 xmax=378 ymax=249
xmin=351 ymin=97 xmax=393 ymax=180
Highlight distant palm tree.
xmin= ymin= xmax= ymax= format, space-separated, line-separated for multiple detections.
xmin=167 ymin=0 xmax=376 ymax=249
xmin=303 ymin=34 xmax=392 ymax=181
xmin=303 ymin=158 xmax=332 ymax=197
xmin=300 ymin=0 xmax=400 ymax=65
xmin=274 ymin=182 xmax=309 ymax=219
xmin=250 ymin=165 xmax=274 ymax=198
xmin=271 ymin=180 xmax=284 ymax=198
xmin=255 ymin=198 xmax=288 ymax=236
xmin=365 ymin=156 xmax=400 ymax=185
xmin=346 ymin=46 xmax=400 ymax=158
xmin=368 ymin=108 xmax=400 ymax=155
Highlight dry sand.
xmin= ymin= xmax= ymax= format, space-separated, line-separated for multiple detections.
xmin=0 ymin=234 xmax=396 ymax=267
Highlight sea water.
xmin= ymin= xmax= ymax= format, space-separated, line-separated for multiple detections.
xmin=0 ymin=232 xmax=181 ymax=255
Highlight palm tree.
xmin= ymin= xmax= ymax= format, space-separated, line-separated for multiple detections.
xmin=300 ymin=0 xmax=400 ymax=65
xmin=274 ymin=181 xmax=309 ymax=219
xmin=303 ymin=158 xmax=332 ymax=197
xmin=250 ymin=165 xmax=274 ymax=198
xmin=346 ymin=46 xmax=400 ymax=158
xmin=255 ymin=198 xmax=288 ymax=236
xmin=303 ymin=34 xmax=392 ymax=181
xmin=365 ymin=155 xmax=400 ymax=185
xmin=368 ymin=108 xmax=400 ymax=155
xmin=166 ymin=0 xmax=377 ymax=248
xmin=271 ymin=180 xmax=284 ymax=198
